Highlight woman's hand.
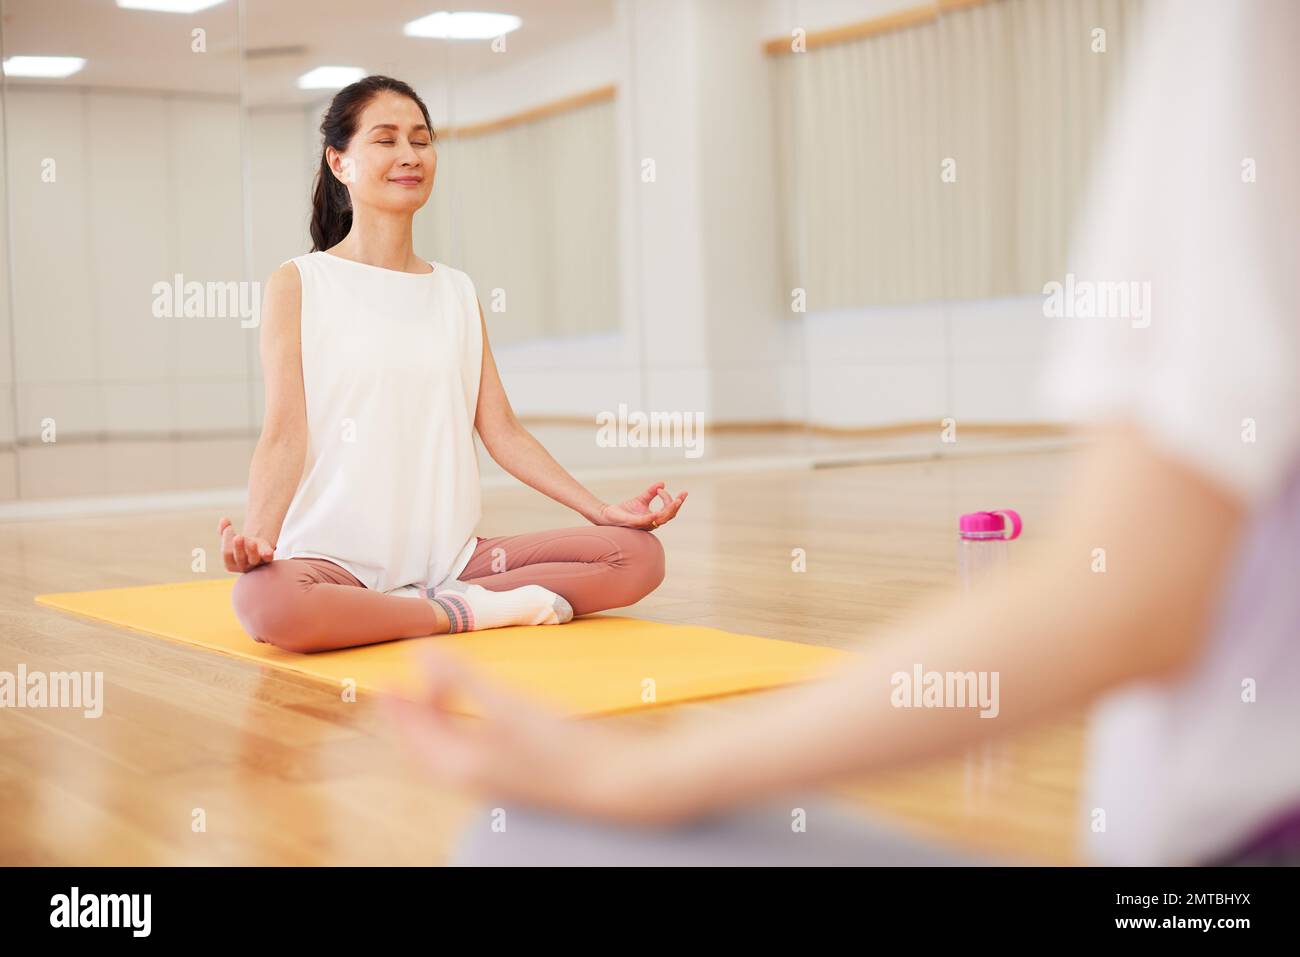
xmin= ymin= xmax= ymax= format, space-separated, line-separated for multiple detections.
xmin=218 ymin=517 xmax=275 ymax=573
xmin=384 ymin=646 xmax=682 ymax=823
xmin=594 ymin=482 xmax=687 ymax=531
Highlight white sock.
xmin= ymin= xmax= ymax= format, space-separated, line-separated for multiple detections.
xmin=426 ymin=581 xmax=573 ymax=633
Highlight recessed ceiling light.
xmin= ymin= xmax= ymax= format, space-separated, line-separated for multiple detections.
xmin=116 ymin=0 xmax=227 ymax=12
xmin=297 ymin=66 xmax=368 ymax=90
xmin=2 ymin=56 xmax=87 ymax=78
xmin=404 ymin=12 xmax=523 ymax=40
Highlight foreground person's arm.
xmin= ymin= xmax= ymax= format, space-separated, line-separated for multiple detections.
xmin=598 ymin=422 xmax=1246 ymax=821
xmin=386 ymin=422 xmax=1245 ymax=823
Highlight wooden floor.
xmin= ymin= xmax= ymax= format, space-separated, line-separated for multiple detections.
xmin=0 ymin=444 xmax=1085 ymax=865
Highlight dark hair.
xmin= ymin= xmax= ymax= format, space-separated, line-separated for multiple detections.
xmin=309 ymin=75 xmax=437 ymax=253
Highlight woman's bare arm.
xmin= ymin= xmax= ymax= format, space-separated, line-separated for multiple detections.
xmin=221 ymin=264 xmax=309 ymax=571
xmin=471 ymin=300 xmax=609 ymax=523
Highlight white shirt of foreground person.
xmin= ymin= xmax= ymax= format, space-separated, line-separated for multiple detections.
xmin=1042 ymin=0 xmax=1300 ymax=865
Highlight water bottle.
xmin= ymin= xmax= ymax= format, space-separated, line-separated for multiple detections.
xmin=958 ymin=509 xmax=1022 ymax=592
xmin=958 ymin=508 xmax=1022 ymax=803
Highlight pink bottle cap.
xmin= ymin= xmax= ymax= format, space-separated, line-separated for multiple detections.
xmin=959 ymin=509 xmax=1022 ymax=540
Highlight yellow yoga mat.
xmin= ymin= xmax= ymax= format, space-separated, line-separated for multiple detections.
xmin=35 ymin=578 xmax=846 ymax=718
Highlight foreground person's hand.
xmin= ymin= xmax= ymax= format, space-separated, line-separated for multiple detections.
xmin=383 ymin=646 xmax=691 ymax=824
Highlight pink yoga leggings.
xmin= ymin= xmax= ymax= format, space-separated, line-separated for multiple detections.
xmin=230 ymin=525 xmax=665 ymax=654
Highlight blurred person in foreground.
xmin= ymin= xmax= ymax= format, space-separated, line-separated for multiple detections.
xmin=385 ymin=0 xmax=1300 ymax=866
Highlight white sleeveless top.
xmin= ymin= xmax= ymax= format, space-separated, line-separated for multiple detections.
xmin=273 ymin=251 xmax=483 ymax=594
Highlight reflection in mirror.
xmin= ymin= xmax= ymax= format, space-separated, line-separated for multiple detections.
xmin=934 ymin=0 xmax=1145 ymax=452
xmin=766 ymin=2 xmax=950 ymax=465
xmin=766 ymin=0 xmax=1142 ymax=472
xmin=1 ymin=0 xmax=244 ymax=502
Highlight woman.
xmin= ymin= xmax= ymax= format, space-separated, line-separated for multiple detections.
xmin=223 ymin=76 xmax=685 ymax=654
xmin=388 ymin=0 xmax=1300 ymax=866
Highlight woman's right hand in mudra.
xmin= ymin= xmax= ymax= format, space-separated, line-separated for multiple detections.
xmin=219 ymin=517 xmax=275 ymax=572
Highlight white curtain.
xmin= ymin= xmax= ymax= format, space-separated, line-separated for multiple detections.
xmin=771 ymin=0 xmax=1146 ymax=310
xmin=418 ymin=97 xmax=620 ymax=346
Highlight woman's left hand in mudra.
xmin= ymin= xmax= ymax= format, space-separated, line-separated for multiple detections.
xmin=595 ymin=481 xmax=687 ymax=530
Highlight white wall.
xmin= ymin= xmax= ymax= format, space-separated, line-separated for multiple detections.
xmin=760 ymin=0 xmax=1060 ymax=426
xmin=802 ymin=295 xmax=1055 ymax=427
xmin=5 ymin=87 xmax=251 ymax=442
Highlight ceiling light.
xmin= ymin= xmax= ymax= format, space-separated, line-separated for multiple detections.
xmin=2 ymin=56 xmax=87 ymax=78
xmin=116 ymin=1 xmax=227 ymax=12
xmin=404 ymin=12 xmax=522 ymax=40
xmin=297 ymin=66 xmax=368 ymax=90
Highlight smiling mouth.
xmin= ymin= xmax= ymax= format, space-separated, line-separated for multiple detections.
xmin=389 ymin=177 xmax=422 ymax=185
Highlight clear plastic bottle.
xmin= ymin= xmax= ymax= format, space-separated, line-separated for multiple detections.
xmin=958 ymin=508 xmax=1022 ymax=803
xmin=958 ymin=509 xmax=1022 ymax=593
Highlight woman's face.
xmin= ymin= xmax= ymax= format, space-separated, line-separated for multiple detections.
xmin=330 ymin=90 xmax=436 ymax=214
